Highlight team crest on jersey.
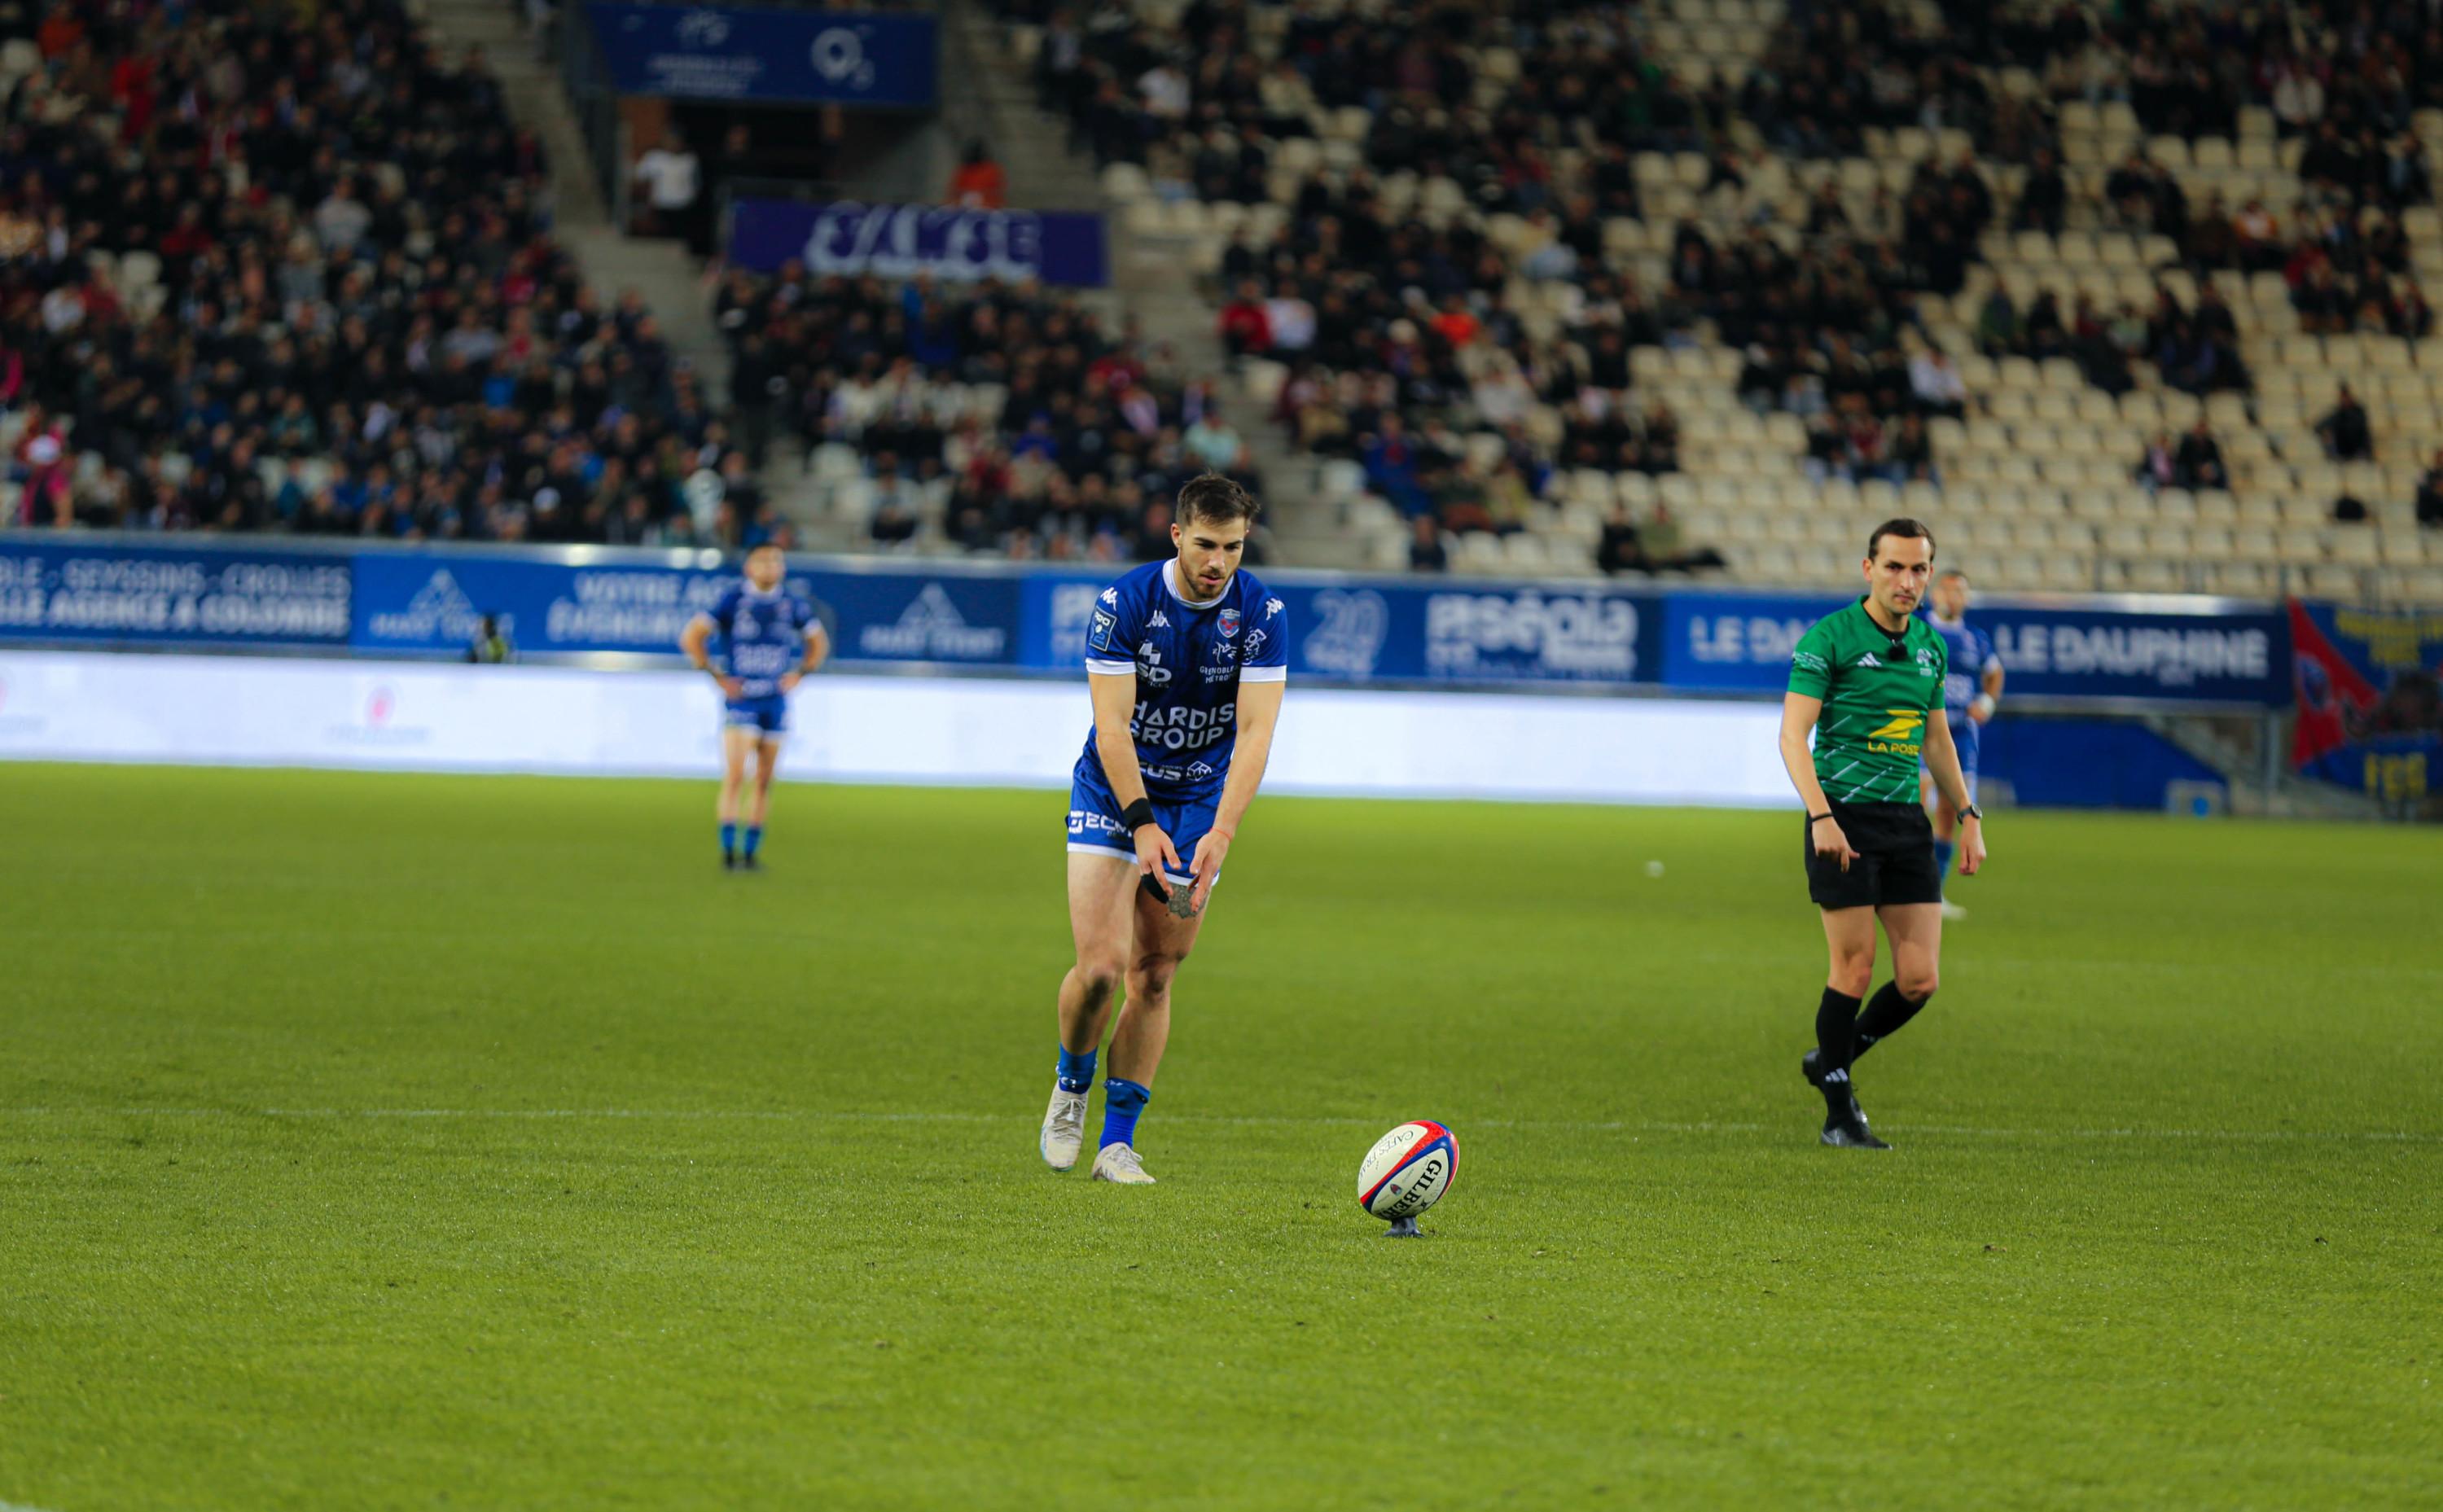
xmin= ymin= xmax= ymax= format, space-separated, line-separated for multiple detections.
xmin=1218 ymin=607 xmax=1241 ymax=638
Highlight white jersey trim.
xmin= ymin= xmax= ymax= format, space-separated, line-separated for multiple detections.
xmin=1085 ymin=659 xmax=1137 ymax=677
xmin=1237 ymin=665 xmax=1287 ymax=683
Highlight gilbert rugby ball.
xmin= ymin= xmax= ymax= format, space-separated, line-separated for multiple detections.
xmin=1357 ymin=1120 xmax=1458 ymax=1221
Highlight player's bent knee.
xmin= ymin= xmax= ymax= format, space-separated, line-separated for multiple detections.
xmin=1901 ymin=969 xmax=1939 ymax=1001
xmin=1128 ymin=954 xmax=1182 ymax=1001
xmin=1074 ymin=961 xmax=1125 ymax=1007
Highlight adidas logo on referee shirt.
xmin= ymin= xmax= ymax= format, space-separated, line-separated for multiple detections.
xmin=1856 ymin=653 xmax=1884 ymax=668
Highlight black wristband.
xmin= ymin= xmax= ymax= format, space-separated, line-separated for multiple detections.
xmin=1807 ymin=811 xmax=1833 ymax=825
xmin=1121 ymin=798 xmax=1156 ymax=832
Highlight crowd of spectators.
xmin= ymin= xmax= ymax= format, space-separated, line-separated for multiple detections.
xmin=713 ymin=262 xmax=1262 ymax=560
xmin=2 ymin=0 xmax=757 ymax=546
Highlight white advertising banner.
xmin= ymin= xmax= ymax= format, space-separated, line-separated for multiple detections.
xmin=0 ymin=652 xmax=1791 ymax=807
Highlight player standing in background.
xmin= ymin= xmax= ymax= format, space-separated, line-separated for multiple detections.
xmin=1922 ymin=569 xmax=2004 ymax=921
xmin=1037 ymin=476 xmax=1287 ymax=1185
xmin=1778 ymin=519 xmax=1986 ymax=1150
xmin=678 ymin=543 xmax=829 ymax=871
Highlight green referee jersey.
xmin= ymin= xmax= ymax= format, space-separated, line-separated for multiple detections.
xmin=1787 ymin=597 xmax=1950 ymax=804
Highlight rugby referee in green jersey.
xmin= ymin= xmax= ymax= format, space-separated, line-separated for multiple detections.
xmin=1779 ymin=518 xmax=1986 ymax=1149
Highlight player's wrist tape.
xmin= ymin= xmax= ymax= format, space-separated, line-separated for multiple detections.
xmin=1121 ymin=798 xmax=1156 ymax=833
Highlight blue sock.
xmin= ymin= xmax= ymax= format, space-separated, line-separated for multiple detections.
xmin=1055 ymin=1045 xmax=1097 ymax=1093
xmin=1932 ymin=839 xmax=1954 ymax=893
xmin=1100 ymin=1077 xmax=1149 ymax=1150
xmin=743 ymin=825 xmax=763 ymax=859
xmin=720 ymin=822 xmax=737 ymax=857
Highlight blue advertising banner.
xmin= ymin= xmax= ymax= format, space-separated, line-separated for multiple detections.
xmin=730 ymin=199 xmax=1110 ymax=287
xmin=0 ymin=536 xmax=2301 ymax=711
xmin=351 ymin=551 xmax=1018 ymax=666
xmin=0 ymin=538 xmax=349 ymax=646
xmin=1664 ymin=592 xmax=2287 ymax=706
xmin=1021 ymin=572 xmax=1663 ymax=687
xmin=2288 ymin=600 xmax=2443 ymax=801
xmin=586 ymin=5 xmax=936 ymax=106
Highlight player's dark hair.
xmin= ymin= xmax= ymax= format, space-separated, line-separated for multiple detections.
xmin=1866 ymin=517 xmax=1936 ymax=563
xmin=1178 ymin=474 xmax=1262 ymax=528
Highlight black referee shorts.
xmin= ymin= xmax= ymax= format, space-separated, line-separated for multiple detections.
xmin=1803 ymin=800 xmax=1942 ymax=910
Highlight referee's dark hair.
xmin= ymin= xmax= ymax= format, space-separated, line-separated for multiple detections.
xmin=1178 ymin=474 xmax=1263 ymax=528
xmin=1866 ymin=517 xmax=1936 ymax=562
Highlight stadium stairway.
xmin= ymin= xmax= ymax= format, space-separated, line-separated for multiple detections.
xmin=958 ymin=2 xmax=1346 ymax=566
xmin=421 ymin=0 xmax=823 ymax=534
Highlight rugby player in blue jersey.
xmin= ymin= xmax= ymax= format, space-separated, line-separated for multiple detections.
xmin=1921 ymin=569 xmax=2003 ymax=919
xmin=1038 ymin=476 xmax=1288 ymax=1184
xmin=679 ymin=543 xmax=829 ymax=871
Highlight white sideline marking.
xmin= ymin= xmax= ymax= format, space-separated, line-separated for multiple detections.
xmin=2 ymin=1107 xmax=2437 ymax=1145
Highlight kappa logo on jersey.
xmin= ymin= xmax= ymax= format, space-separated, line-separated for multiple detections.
xmin=1866 ymin=707 xmax=1926 ymax=755
xmin=1218 ymin=607 xmax=1241 ymax=638
xmin=1100 ymin=588 xmax=1119 ymax=607
xmin=1266 ymin=597 xmax=1283 ymax=618
xmin=1149 ymin=610 xmax=1172 ymax=629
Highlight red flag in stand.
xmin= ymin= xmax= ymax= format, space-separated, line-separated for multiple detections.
xmin=2287 ymin=599 xmax=2379 ymax=769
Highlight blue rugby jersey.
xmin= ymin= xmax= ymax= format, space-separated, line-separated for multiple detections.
xmin=701 ymin=584 xmax=821 ymax=699
xmin=1926 ymin=610 xmax=2001 ymax=725
xmin=1079 ymin=559 xmax=1288 ymax=795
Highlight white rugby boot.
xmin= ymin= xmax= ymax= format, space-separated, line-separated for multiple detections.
xmin=1040 ymin=1087 xmax=1089 ymax=1172
xmin=1939 ymin=899 xmax=1968 ymax=921
xmin=1090 ymin=1142 xmax=1157 ymax=1185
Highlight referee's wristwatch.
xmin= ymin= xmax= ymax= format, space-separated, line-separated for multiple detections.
xmin=1959 ymin=804 xmax=1983 ymax=822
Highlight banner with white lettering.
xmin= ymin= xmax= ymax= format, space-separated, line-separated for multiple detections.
xmin=730 ymin=199 xmax=1108 ymax=287
xmin=1020 ymin=572 xmax=1662 ymax=686
xmin=1664 ymin=592 xmax=2286 ymax=706
xmin=0 ymin=540 xmax=350 ymax=647
xmin=351 ymin=550 xmax=1015 ymax=665
xmin=586 ymin=5 xmax=936 ymax=106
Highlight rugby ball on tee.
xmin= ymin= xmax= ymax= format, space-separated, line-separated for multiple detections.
xmin=1357 ymin=1120 xmax=1458 ymax=1221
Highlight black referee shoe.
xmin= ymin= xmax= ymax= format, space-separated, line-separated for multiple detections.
xmin=1820 ymin=1098 xmax=1891 ymax=1150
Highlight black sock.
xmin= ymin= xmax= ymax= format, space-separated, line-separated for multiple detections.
xmin=1853 ymin=981 xmax=1930 ymax=1062
xmin=1815 ymin=986 xmax=1862 ymax=1098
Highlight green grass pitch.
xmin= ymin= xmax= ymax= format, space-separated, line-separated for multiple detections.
xmin=3 ymin=762 xmax=2439 ymax=1510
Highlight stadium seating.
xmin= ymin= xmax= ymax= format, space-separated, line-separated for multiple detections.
xmin=714 ymin=265 xmax=1261 ymax=559
xmin=0 ymin=0 xmax=751 ymax=547
xmin=1000 ymin=0 xmax=2443 ymax=603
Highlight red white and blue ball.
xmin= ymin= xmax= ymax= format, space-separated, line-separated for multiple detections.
xmin=1357 ymin=1120 xmax=1458 ymax=1221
